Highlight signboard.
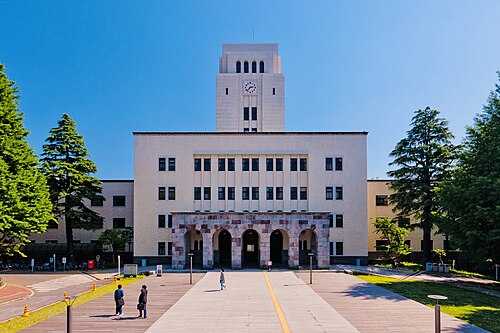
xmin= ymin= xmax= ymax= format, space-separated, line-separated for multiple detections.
xmin=96 ymin=255 xmax=100 ymax=262
xmin=49 ymin=257 xmax=53 ymax=263
xmin=62 ymin=257 xmax=67 ymax=264
xmin=267 ymin=261 xmax=272 ymax=267
xmin=31 ymin=259 xmax=35 ymax=267
xmin=123 ymin=264 xmax=138 ymax=277
xmin=156 ymin=264 xmax=163 ymax=277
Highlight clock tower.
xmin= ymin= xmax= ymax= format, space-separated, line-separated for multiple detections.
xmin=216 ymin=44 xmax=285 ymax=132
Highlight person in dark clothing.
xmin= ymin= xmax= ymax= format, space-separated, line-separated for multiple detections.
xmin=114 ymin=284 xmax=125 ymax=316
xmin=137 ymin=285 xmax=148 ymax=318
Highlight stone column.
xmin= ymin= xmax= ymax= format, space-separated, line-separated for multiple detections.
xmin=202 ymin=232 xmax=213 ymax=269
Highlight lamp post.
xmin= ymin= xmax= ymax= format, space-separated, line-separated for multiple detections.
xmin=428 ymin=294 xmax=447 ymax=333
xmin=188 ymin=253 xmax=194 ymax=284
xmin=308 ymin=252 xmax=314 ymax=284
xmin=63 ymin=295 xmax=78 ymax=333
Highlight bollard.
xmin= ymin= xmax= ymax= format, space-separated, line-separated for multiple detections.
xmin=114 ymin=276 xmax=117 ymax=284
xmin=428 ymin=295 xmax=447 ymax=333
xmin=188 ymin=253 xmax=194 ymax=285
xmin=308 ymin=253 xmax=314 ymax=284
xmin=22 ymin=304 xmax=29 ymax=317
xmin=64 ymin=291 xmax=67 ymax=298
xmin=92 ymin=282 xmax=96 ymax=291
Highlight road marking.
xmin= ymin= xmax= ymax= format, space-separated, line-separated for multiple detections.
xmin=27 ymin=275 xmax=93 ymax=293
xmin=263 ymin=271 xmax=290 ymax=333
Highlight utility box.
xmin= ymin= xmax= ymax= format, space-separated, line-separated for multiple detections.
xmin=426 ymin=262 xmax=433 ymax=272
xmin=124 ymin=264 xmax=138 ymax=277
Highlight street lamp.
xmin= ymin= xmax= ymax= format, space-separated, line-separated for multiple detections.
xmin=428 ymin=294 xmax=448 ymax=333
xmin=188 ymin=253 xmax=194 ymax=284
xmin=308 ymin=252 xmax=314 ymax=284
xmin=63 ymin=295 xmax=78 ymax=333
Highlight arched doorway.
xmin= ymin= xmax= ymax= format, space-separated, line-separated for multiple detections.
xmin=270 ymin=229 xmax=289 ymax=267
xmin=218 ymin=229 xmax=232 ymax=268
xmin=184 ymin=229 xmax=203 ymax=268
xmin=299 ymin=229 xmax=317 ymax=267
xmin=242 ymin=229 xmax=260 ymax=267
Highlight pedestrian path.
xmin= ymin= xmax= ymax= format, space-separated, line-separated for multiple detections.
xmin=27 ymin=274 xmax=94 ymax=293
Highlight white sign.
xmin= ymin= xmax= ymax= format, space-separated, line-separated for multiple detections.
xmin=156 ymin=264 xmax=163 ymax=277
xmin=31 ymin=259 xmax=35 ymax=267
xmin=62 ymin=257 xmax=67 ymax=264
xmin=96 ymin=255 xmax=100 ymax=262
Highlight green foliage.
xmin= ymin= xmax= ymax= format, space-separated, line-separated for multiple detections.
xmin=41 ymin=113 xmax=104 ymax=259
xmin=439 ymin=74 xmax=500 ymax=264
xmin=98 ymin=228 xmax=132 ymax=263
xmin=433 ymin=249 xmax=447 ymax=264
xmin=373 ymin=217 xmax=411 ymax=265
xmin=0 ymin=64 xmax=53 ymax=256
xmin=387 ymin=107 xmax=455 ymax=263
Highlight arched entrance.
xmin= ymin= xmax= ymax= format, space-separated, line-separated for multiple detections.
xmin=242 ymin=229 xmax=260 ymax=267
xmin=213 ymin=229 xmax=232 ymax=268
xmin=184 ymin=229 xmax=203 ymax=268
xmin=299 ymin=229 xmax=317 ymax=267
xmin=270 ymin=229 xmax=289 ymax=267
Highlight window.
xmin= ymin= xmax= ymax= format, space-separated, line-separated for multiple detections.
xmin=204 ymin=158 xmax=211 ymax=171
xmin=335 ymin=157 xmax=343 ymax=171
xmin=242 ymin=187 xmax=250 ymax=200
xmin=194 ymin=187 xmax=201 ymax=200
xmin=375 ymin=195 xmax=388 ymax=206
xmin=251 ymin=128 xmax=257 ymax=132
xmin=335 ymin=187 xmax=343 ymax=200
xmin=236 ymin=61 xmax=241 ymax=73
xmin=228 ymin=158 xmax=235 ymax=171
xmin=91 ymin=197 xmax=104 ymax=206
xmin=113 ymin=196 xmax=126 ymax=206
xmin=300 ymin=187 xmax=308 ymax=200
xmin=252 ymin=187 xmax=259 ymax=200
xmin=228 ymin=187 xmax=235 ymax=200
xmin=329 ymin=215 xmax=334 ymax=228
xmin=272 ymin=87 xmax=275 ymax=95
xmin=300 ymin=158 xmax=307 ymax=171
xmin=336 ymin=214 xmax=344 ymax=228
xmin=158 ymin=188 xmax=166 ymax=200
xmin=158 ymin=242 xmax=166 ymax=256
xmin=276 ymin=187 xmax=283 ymax=200
xmin=218 ymin=158 xmax=225 ymax=171
xmin=398 ymin=217 xmax=410 ymax=228
xmin=158 ymin=215 xmax=166 ymax=228
xmin=243 ymin=107 xmax=249 ymax=121
xmin=218 ymin=187 xmax=225 ymax=200
xmin=326 ymin=187 xmax=333 ymax=200
xmin=244 ymin=128 xmax=249 ymax=133
xmin=242 ymin=158 xmax=250 ymax=171
xmin=167 ymin=241 xmax=173 ymax=255
xmin=47 ymin=220 xmax=58 ymax=229
xmin=260 ymin=61 xmax=264 ymax=73
xmin=194 ymin=158 xmax=201 ymax=171
xmin=168 ymin=158 xmax=175 ymax=171
xmin=290 ymin=158 xmax=297 ymax=171
xmin=276 ymin=158 xmax=283 ymax=171
xmin=169 ymin=187 xmax=176 ymax=200
xmin=336 ymin=242 xmax=344 ymax=255
xmin=204 ymin=187 xmax=211 ymax=200
xmin=225 ymin=88 xmax=228 ymax=95
xmin=168 ymin=215 xmax=172 ymax=228
xmin=251 ymin=107 xmax=257 ymax=120
xmin=290 ymin=187 xmax=298 ymax=200
xmin=376 ymin=240 xmax=388 ymax=251
xmin=244 ymin=61 xmax=249 ymax=73
xmin=325 ymin=157 xmax=333 ymax=171
xmin=266 ymin=158 xmax=273 ymax=171
xmin=266 ymin=187 xmax=274 ymax=200
xmin=252 ymin=158 xmax=259 ymax=171
xmin=159 ymin=157 xmax=166 ymax=171
xmin=330 ymin=242 xmax=334 ymax=255
xmin=252 ymin=61 xmax=257 ymax=73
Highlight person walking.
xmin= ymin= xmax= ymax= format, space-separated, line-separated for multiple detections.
xmin=219 ymin=268 xmax=226 ymax=290
xmin=114 ymin=284 xmax=125 ymax=316
xmin=137 ymin=285 xmax=148 ymax=318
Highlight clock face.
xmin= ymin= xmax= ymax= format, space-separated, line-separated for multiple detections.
xmin=243 ymin=81 xmax=257 ymax=94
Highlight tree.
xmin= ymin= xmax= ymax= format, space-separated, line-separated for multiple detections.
xmin=98 ymin=228 xmax=132 ymax=264
xmin=388 ymin=107 xmax=455 ymax=263
xmin=0 ymin=64 xmax=53 ymax=256
xmin=373 ymin=218 xmax=411 ymax=266
xmin=41 ymin=114 xmax=104 ymax=261
xmin=439 ymin=74 xmax=500 ymax=264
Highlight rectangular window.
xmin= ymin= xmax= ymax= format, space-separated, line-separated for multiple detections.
xmin=218 ymin=158 xmax=225 ymax=171
xmin=251 ymin=128 xmax=257 ymax=132
xmin=290 ymin=158 xmax=297 ymax=171
xmin=266 ymin=187 xmax=274 ymax=200
xmin=251 ymin=107 xmax=257 ymax=120
xmin=113 ymin=218 xmax=125 ymax=228
xmin=113 ymin=196 xmax=126 ymax=206
xmin=398 ymin=217 xmax=410 ymax=228
xmin=158 ymin=188 xmax=166 ymax=200
xmin=300 ymin=158 xmax=307 ymax=171
xmin=91 ymin=197 xmax=104 ymax=206
xmin=242 ymin=158 xmax=250 ymax=171
xmin=376 ymin=195 xmax=388 ymax=206
xmin=204 ymin=158 xmax=211 ymax=171
xmin=158 ymin=214 xmax=166 ymax=228
xmin=167 ymin=242 xmax=173 ymax=255
xmin=376 ymin=240 xmax=389 ymax=251
xmin=329 ymin=215 xmax=334 ymax=228
xmin=158 ymin=242 xmax=166 ymax=256
xmin=244 ymin=128 xmax=249 ymax=133
xmin=225 ymin=88 xmax=228 ymax=95
xmin=194 ymin=158 xmax=201 ymax=171
xmin=204 ymin=187 xmax=211 ymax=200
xmin=228 ymin=187 xmax=235 ymax=200
xmin=290 ymin=187 xmax=298 ymax=200
xmin=228 ymin=158 xmax=235 ymax=171
xmin=276 ymin=158 xmax=283 ymax=171
xmin=168 ymin=215 xmax=172 ymax=228
xmin=300 ymin=187 xmax=308 ymax=200
xmin=242 ymin=187 xmax=250 ymax=200
xmin=336 ymin=214 xmax=344 ymax=228
xmin=326 ymin=187 xmax=333 ymax=200
xmin=218 ymin=187 xmax=225 ymax=200
xmin=273 ymin=88 xmax=276 ymax=95
xmin=159 ymin=157 xmax=166 ymax=171
xmin=252 ymin=158 xmax=259 ymax=171
xmin=335 ymin=187 xmax=343 ymax=200
xmin=47 ymin=220 xmax=58 ymax=229
xmin=168 ymin=187 xmax=176 ymax=200
xmin=168 ymin=158 xmax=176 ymax=171
xmin=336 ymin=242 xmax=344 ymax=256
xmin=194 ymin=187 xmax=201 ymax=200
xmin=325 ymin=157 xmax=333 ymax=171
xmin=243 ymin=107 xmax=249 ymax=121
xmin=335 ymin=157 xmax=343 ymax=171
xmin=252 ymin=187 xmax=259 ymax=200
xmin=266 ymin=158 xmax=273 ymax=171
xmin=276 ymin=187 xmax=283 ymax=200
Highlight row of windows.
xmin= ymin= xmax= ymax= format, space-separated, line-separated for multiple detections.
xmin=158 ymin=241 xmax=173 ymax=256
xmin=328 ymin=214 xmax=344 ymax=228
xmin=159 ymin=158 xmax=176 ymax=171
xmin=194 ymin=186 xmax=310 ymax=201
xmin=158 ymin=214 xmax=173 ymax=228
xmin=243 ymin=107 xmax=257 ymax=121
xmin=236 ymin=61 xmax=264 ymax=73
xmin=158 ymin=187 xmax=176 ymax=200
xmin=91 ymin=195 xmax=126 ymax=207
xmin=194 ymin=157 xmax=308 ymax=172
xmin=329 ymin=242 xmax=344 ymax=256
xmin=326 ymin=157 xmax=343 ymax=171
xmin=375 ymin=195 xmax=388 ymax=206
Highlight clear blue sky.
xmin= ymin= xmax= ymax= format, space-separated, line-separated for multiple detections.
xmin=1 ymin=1 xmax=499 ymax=179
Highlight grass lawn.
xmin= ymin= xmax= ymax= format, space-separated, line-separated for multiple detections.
xmin=0 ymin=275 xmax=145 ymax=333
xmin=357 ymin=274 xmax=500 ymax=333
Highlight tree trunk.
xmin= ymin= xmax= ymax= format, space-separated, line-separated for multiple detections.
xmin=422 ymin=226 xmax=432 ymax=264
xmin=65 ymin=200 xmax=75 ymax=263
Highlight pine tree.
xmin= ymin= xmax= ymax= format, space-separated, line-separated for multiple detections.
xmin=41 ymin=113 xmax=104 ymax=261
xmin=388 ymin=107 xmax=455 ymax=263
xmin=0 ymin=64 xmax=53 ymax=256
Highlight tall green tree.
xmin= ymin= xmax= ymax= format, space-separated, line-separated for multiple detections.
xmin=0 ymin=64 xmax=53 ymax=256
xmin=373 ymin=218 xmax=411 ymax=266
xmin=439 ymin=74 xmax=500 ymax=264
xmin=41 ymin=114 xmax=104 ymax=261
xmin=388 ymin=107 xmax=455 ymax=263
xmin=98 ymin=228 xmax=132 ymax=264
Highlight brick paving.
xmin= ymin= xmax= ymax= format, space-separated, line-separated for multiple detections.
xmin=0 ymin=284 xmax=32 ymax=305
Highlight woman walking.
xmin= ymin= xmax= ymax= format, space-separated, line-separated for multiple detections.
xmin=137 ymin=285 xmax=148 ymax=318
xmin=219 ymin=268 xmax=226 ymax=290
